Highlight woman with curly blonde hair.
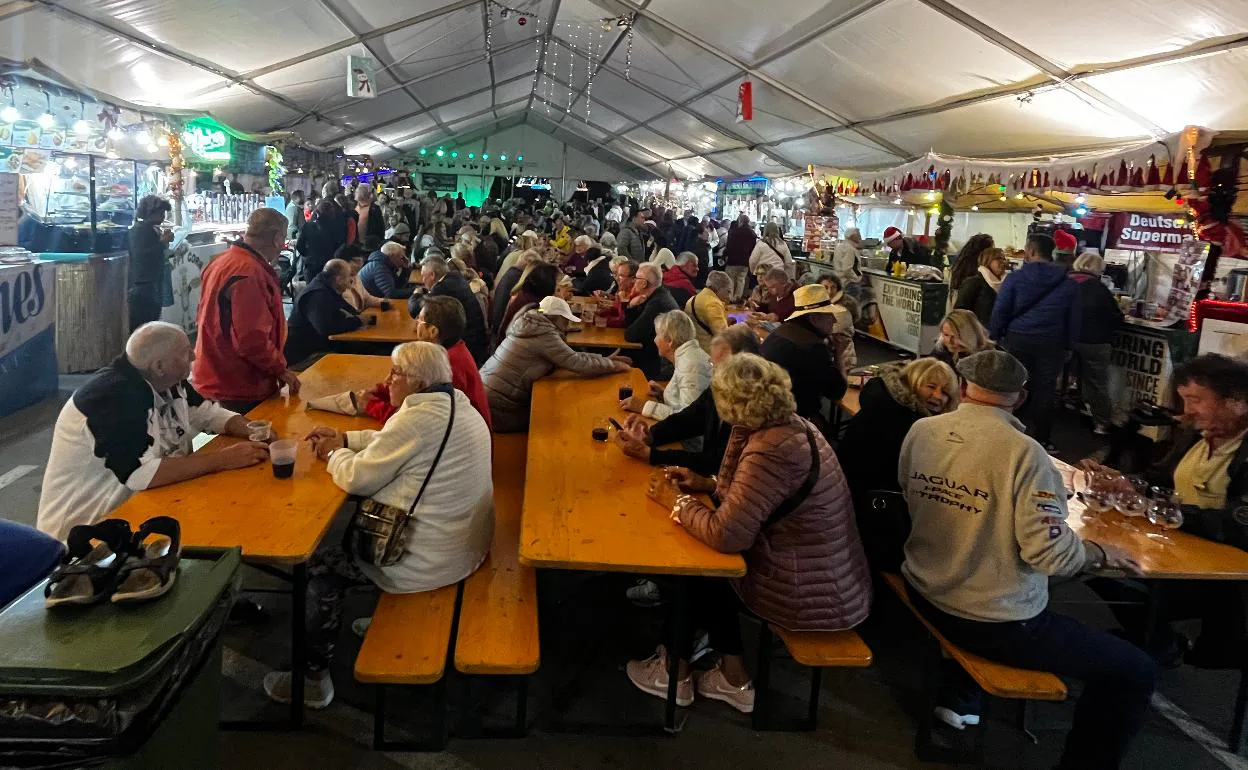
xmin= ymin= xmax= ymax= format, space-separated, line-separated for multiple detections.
xmin=629 ymin=353 xmax=871 ymax=715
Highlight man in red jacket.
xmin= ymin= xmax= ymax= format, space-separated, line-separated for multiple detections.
xmin=193 ymin=208 xmax=301 ymax=412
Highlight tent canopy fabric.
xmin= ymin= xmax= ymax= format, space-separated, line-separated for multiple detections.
xmin=2 ymin=0 xmax=1246 ymax=180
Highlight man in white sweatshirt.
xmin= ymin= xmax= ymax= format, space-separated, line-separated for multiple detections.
xmin=898 ymin=349 xmax=1155 ymax=770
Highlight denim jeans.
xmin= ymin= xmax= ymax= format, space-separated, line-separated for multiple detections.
xmin=1004 ymin=332 xmax=1066 ymax=445
xmin=908 ymin=584 xmax=1157 ymax=770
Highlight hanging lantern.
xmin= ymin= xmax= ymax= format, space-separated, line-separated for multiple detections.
xmin=736 ymin=78 xmax=753 ymax=122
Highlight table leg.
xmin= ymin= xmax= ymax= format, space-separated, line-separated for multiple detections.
xmin=664 ymin=578 xmax=688 ymax=734
xmin=290 ymin=562 xmax=307 ymax=729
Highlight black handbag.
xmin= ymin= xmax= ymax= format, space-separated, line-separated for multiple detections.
xmin=343 ymin=392 xmax=456 ymax=567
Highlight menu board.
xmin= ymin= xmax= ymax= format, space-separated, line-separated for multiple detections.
xmin=0 ymin=120 xmax=106 ymax=155
xmin=0 ymin=147 xmax=50 ymax=174
xmin=803 ymin=215 xmax=839 ymax=253
xmin=0 ymin=172 xmax=17 ymax=245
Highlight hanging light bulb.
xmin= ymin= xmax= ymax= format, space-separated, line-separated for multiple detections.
xmin=37 ymin=111 xmax=55 ymax=129
xmin=435 ymin=148 xmax=445 ymax=157
xmin=970 ymin=204 xmax=979 ymax=211
xmin=1 ymin=105 xmax=18 ymax=123
xmin=73 ymin=118 xmax=91 ymax=136
xmin=516 ymin=155 xmax=523 ymax=162
xmin=63 ymin=156 xmax=77 ymax=170
xmin=467 ymin=152 xmax=475 ymax=159
xmin=146 ymin=142 xmax=158 ymax=153
xmin=157 ymin=132 xmax=169 ymax=147
xmin=499 ymin=153 xmax=507 ymax=162
xmin=135 ymin=127 xmax=152 ymax=145
xmin=1074 ymin=193 xmax=1086 ymax=204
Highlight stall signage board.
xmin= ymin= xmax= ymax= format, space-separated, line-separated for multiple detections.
xmin=1109 ymin=212 xmax=1193 ymax=251
xmin=722 ymin=179 xmax=768 ymax=196
xmin=421 ymin=172 xmax=457 ymax=191
xmin=860 ymin=274 xmax=943 ymax=355
xmin=1108 ymin=325 xmax=1174 ymax=412
xmin=182 ymin=119 xmax=231 ymax=162
xmin=0 ymin=262 xmax=57 ymax=417
xmin=0 ymin=173 xmax=17 ymax=244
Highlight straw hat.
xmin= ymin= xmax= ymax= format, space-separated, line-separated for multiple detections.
xmin=785 ymin=284 xmax=841 ymax=321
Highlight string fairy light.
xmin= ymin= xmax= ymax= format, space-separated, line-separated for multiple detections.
xmin=624 ymin=13 xmax=636 ymax=80
xmin=530 ymin=17 xmax=543 ymax=95
xmin=547 ymin=25 xmax=558 ymax=116
xmin=567 ymin=23 xmax=575 ymax=114
xmin=585 ymin=28 xmax=601 ymax=121
xmin=484 ymin=2 xmax=493 ymax=61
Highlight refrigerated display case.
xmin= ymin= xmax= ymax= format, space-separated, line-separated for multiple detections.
xmin=18 ymin=153 xmax=135 ymax=253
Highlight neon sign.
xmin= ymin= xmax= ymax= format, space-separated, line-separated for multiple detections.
xmin=181 ymin=118 xmax=231 ymax=161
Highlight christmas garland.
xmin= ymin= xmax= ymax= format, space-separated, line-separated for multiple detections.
xmin=265 ymin=144 xmax=285 ymax=196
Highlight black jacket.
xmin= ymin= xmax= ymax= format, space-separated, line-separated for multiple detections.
xmin=412 ymin=271 xmax=490 ymax=365
xmin=887 ymin=237 xmax=931 ymax=270
xmin=492 ymin=266 xmax=524 ymax=334
xmin=1148 ymin=427 xmax=1248 ymax=551
xmin=955 ymin=271 xmax=998 ymax=329
xmin=575 ymin=256 xmax=614 ymax=296
xmin=284 ymin=273 xmax=363 ymax=365
xmin=686 ymin=239 xmax=711 ymax=286
xmin=296 ymin=215 xmax=345 ymax=280
xmin=624 ymin=286 xmax=680 ymax=379
xmin=648 ymin=386 xmax=731 ymax=477
xmin=837 ymin=366 xmax=927 ymax=510
xmin=759 ymin=317 xmax=848 ymax=423
xmin=1069 ymin=271 xmax=1124 ymax=345
xmin=127 ymin=223 xmax=165 ymax=287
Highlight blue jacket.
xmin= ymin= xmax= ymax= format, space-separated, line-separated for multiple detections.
xmin=358 ymin=249 xmax=411 ymax=299
xmin=989 ymin=260 xmax=1077 ymax=346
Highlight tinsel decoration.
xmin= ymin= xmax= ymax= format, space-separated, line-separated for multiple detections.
xmin=166 ymin=128 xmax=184 ymax=200
xmin=932 ymin=199 xmax=955 ymax=267
xmin=265 ymin=144 xmax=286 ymax=196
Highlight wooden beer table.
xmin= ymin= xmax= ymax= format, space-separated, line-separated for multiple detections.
xmin=330 ymin=303 xmax=419 ymax=344
xmin=564 ymin=324 xmax=642 ymax=350
xmin=113 ymin=354 xmax=392 ymax=729
xmin=520 ymin=369 xmax=744 ymax=732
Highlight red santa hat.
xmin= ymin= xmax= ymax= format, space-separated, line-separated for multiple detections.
xmin=882 ymin=226 xmax=904 ymax=244
xmin=1053 ymin=229 xmax=1078 ymax=252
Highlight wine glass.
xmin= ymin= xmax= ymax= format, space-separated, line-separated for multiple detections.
xmin=1079 ymin=470 xmax=1113 ymax=517
xmin=1146 ymin=494 xmax=1184 ymax=542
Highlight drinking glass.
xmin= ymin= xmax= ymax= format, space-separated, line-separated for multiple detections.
xmin=247 ymin=420 xmax=272 ymax=442
xmin=1146 ymin=494 xmax=1184 ymax=542
xmin=269 ymin=439 xmax=297 ymax=479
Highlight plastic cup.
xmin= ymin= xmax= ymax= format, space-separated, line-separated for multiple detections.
xmin=595 ymin=313 xmax=608 ymax=328
xmin=618 ymin=385 xmax=633 ymax=400
xmin=269 ymin=439 xmax=297 ymax=479
xmin=247 ymin=420 xmax=271 ymax=442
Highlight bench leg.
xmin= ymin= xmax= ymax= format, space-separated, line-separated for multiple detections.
xmin=290 ymin=562 xmax=307 ymax=730
xmin=1230 ymin=668 xmax=1248 ymax=753
xmin=371 ymin=680 xmax=448 ymax=752
xmin=806 ymin=668 xmax=822 ymax=732
xmin=515 ymin=676 xmax=529 ymax=736
xmin=1016 ymin=700 xmax=1038 ymax=744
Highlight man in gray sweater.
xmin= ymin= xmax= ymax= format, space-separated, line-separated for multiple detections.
xmin=899 ymin=350 xmax=1155 ymax=769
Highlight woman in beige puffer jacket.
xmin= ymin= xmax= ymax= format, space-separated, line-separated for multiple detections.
xmin=480 ymin=306 xmax=627 ymax=432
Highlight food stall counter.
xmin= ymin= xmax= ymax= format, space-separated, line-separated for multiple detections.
xmin=857 ymin=267 xmax=948 ymax=355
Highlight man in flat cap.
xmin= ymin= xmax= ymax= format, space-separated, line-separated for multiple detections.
xmin=895 ymin=349 xmax=1154 ymax=769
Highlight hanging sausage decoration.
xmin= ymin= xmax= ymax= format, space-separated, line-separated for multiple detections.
xmin=736 ymin=78 xmax=753 ymax=122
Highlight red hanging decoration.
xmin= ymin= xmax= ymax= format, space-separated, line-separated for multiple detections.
xmin=1130 ymin=167 xmax=1145 ymax=188
xmin=1160 ymin=163 xmax=1174 ymax=187
xmin=1145 ymin=157 xmax=1161 ymax=189
xmin=1195 ymin=155 xmax=1213 ymax=188
xmin=736 ymin=78 xmax=753 ymax=122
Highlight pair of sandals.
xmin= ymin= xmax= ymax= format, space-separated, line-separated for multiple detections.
xmin=44 ymin=516 xmax=182 ymax=609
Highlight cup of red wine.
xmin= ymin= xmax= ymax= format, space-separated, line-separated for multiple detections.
xmin=618 ymin=385 xmax=633 ymax=400
xmin=269 ymin=440 xmax=297 ymax=479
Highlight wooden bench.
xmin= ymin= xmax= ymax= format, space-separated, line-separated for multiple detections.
xmin=881 ymin=573 xmax=1066 ymax=759
xmin=355 ymin=582 xmax=462 ymax=751
xmin=752 ymin=623 xmax=873 ymax=731
xmin=453 ymin=433 xmax=540 ymax=736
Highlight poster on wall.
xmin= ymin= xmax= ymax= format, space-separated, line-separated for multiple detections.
xmin=1132 ymin=240 xmax=1209 ymax=328
xmin=421 ymin=173 xmax=458 ymax=191
xmin=1107 ymin=325 xmax=1174 ymax=415
xmin=0 ymin=262 xmax=57 ymax=417
xmin=860 ymin=275 xmax=937 ymax=354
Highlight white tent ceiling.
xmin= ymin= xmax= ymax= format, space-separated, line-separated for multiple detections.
xmin=1 ymin=0 xmax=1247 ymax=180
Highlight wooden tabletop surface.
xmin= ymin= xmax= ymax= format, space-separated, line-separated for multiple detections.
xmin=1067 ymin=498 xmax=1248 ymax=580
xmin=113 ymin=354 xmax=391 ymax=564
xmin=330 ymin=302 xmax=419 ymax=343
xmin=519 ymin=369 xmax=746 ymax=577
xmin=564 ymin=324 xmax=642 ymax=350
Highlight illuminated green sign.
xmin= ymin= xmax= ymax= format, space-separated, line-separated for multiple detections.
xmin=182 ymin=118 xmax=231 ymax=161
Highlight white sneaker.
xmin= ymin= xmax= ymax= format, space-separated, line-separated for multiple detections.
xmin=625 ymin=645 xmax=693 ymax=707
xmin=263 ymin=671 xmax=335 ymax=709
xmin=933 ymin=706 xmax=980 ymax=730
xmin=626 ymin=579 xmax=663 ymax=607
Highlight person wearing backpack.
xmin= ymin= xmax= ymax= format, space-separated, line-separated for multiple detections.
xmin=989 ymin=233 xmax=1077 ymax=449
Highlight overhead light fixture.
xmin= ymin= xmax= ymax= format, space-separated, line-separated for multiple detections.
xmin=435 ymin=148 xmax=445 ymax=157
xmin=1073 ymin=205 xmax=1089 ymax=217
xmin=135 ymin=127 xmax=152 ymax=145
xmin=1075 ymin=193 xmax=1086 ymax=204
xmin=157 ymin=132 xmax=169 ymax=146
xmin=1014 ymin=193 xmax=1024 ymax=200
xmin=970 ymin=204 xmax=979 ymax=211
xmin=107 ymin=126 xmax=122 ymax=140
xmin=37 ymin=111 xmax=55 ymax=129
xmin=467 ymin=152 xmax=475 ymax=159
xmin=146 ymin=142 xmax=158 ymax=153
xmin=73 ymin=118 xmax=91 ymax=136
xmin=481 ymin=153 xmax=489 ymax=160
xmin=63 ymin=156 xmax=77 ymax=170
xmin=0 ymin=105 xmax=17 ymax=123
xmin=516 ymin=155 xmax=523 ymax=162
xmin=499 ymin=153 xmax=508 ymax=161
xmin=999 ymin=195 xmax=1007 ymax=201
xmin=450 ymin=151 xmax=458 ymax=159
xmin=418 ymin=148 xmax=427 ymax=156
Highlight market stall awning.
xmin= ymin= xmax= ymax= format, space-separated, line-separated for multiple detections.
xmin=1 ymin=0 xmax=1246 ymax=178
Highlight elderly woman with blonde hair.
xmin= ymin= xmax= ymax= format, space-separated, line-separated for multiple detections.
xmin=931 ymin=309 xmax=995 ymax=369
xmin=629 ymin=353 xmax=870 ymax=714
xmin=835 ymin=357 xmax=959 ymax=568
xmin=267 ymin=341 xmax=493 ymax=709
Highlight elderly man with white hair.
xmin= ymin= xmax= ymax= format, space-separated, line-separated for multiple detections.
xmin=624 ymin=261 xmax=680 ymax=379
xmin=271 ymin=341 xmax=494 ymax=709
xmin=358 ymin=240 xmax=414 ymax=300
xmin=37 ymin=322 xmax=267 ymax=542
xmin=831 ymin=227 xmax=864 ymax=290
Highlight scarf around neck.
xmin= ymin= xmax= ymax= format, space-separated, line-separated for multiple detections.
xmin=978 ymin=264 xmax=1004 ymax=292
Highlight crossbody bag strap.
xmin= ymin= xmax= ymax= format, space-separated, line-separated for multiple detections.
xmin=405 ymin=392 xmax=457 ymax=519
xmin=689 ymin=296 xmax=714 ymax=335
xmin=764 ymin=425 xmax=820 ymax=528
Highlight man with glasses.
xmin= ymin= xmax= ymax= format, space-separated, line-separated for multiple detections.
xmin=624 ymin=262 xmax=679 ymax=379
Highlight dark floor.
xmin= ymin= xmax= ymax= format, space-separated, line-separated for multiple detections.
xmin=1 ymin=337 xmax=1243 ymax=769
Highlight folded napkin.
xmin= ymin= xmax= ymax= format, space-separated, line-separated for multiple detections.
xmin=306 ymin=391 xmax=361 ymax=416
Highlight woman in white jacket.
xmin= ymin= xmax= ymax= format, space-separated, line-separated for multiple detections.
xmin=621 ymin=311 xmax=711 ymax=448
xmin=263 ymin=341 xmax=493 ymax=710
xmin=748 ymin=222 xmax=795 ymax=279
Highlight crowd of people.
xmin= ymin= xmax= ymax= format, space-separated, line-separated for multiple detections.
xmin=21 ymin=188 xmax=1248 ymax=770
